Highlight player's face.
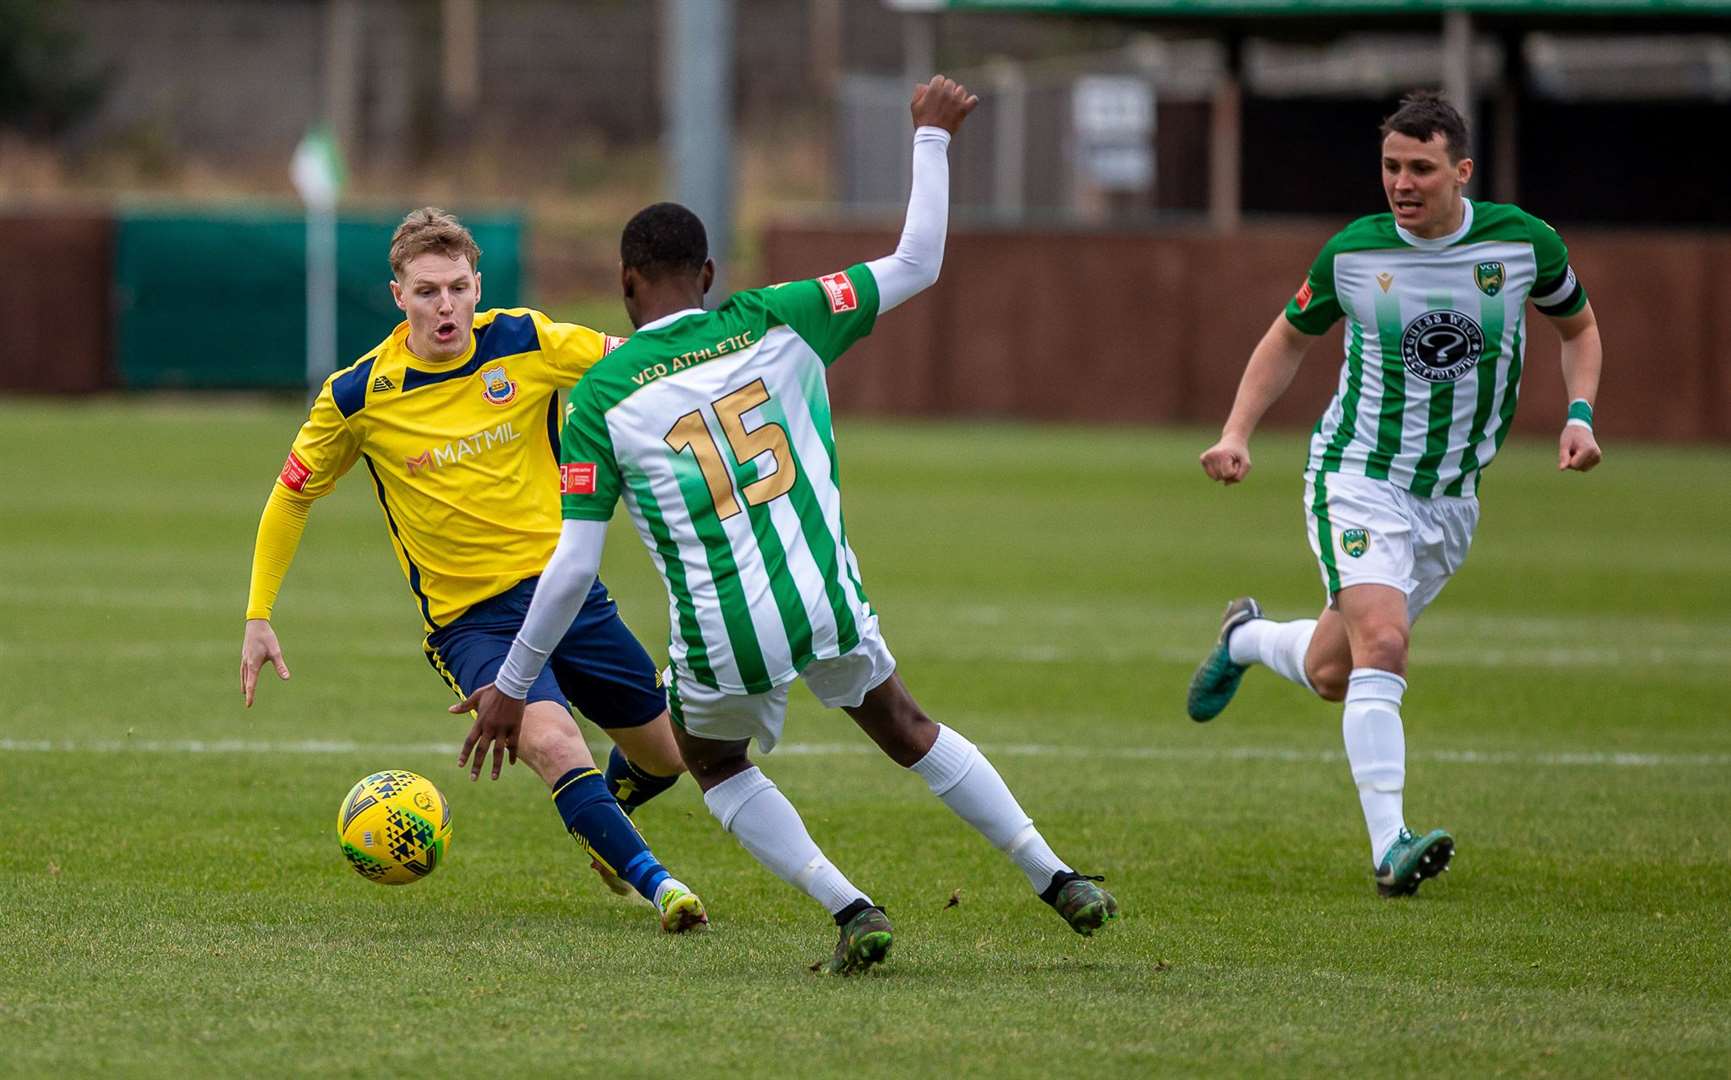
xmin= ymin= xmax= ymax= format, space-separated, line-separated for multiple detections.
xmin=392 ymin=253 xmax=481 ymax=361
xmin=1381 ymin=132 xmax=1473 ymax=238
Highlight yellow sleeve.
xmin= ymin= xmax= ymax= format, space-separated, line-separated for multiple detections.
xmin=281 ymin=379 xmax=362 ymax=500
xmin=532 ymin=310 xmax=618 ymax=384
xmin=245 ymin=382 xmax=360 ymax=620
xmin=244 ymin=485 xmax=313 ymax=620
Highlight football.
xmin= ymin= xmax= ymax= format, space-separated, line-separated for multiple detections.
xmin=336 ymin=770 xmax=452 ymax=885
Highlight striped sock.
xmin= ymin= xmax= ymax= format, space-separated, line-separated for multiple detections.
xmin=605 ymin=746 xmax=680 ymax=814
xmin=552 ymin=768 xmax=669 ymax=902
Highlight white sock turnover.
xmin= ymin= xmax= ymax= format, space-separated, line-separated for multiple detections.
xmin=910 ymin=725 xmax=1070 ymax=893
xmin=1228 ymin=617 xmax=1318 ymax=691
xmin=702 ymin=767 xmax=868 ymax=916
xmin=1342 ymin=668 xmax=1408 ymax=865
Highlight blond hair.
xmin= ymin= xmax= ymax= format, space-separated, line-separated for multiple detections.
xmin=388 ymin=207 xmax=482 ymax=278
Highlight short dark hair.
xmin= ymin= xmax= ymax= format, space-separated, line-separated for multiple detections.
xmin=621 ymin=202 xmax=708 ymax=281
xmin=1380 ymin=91 xmax=1470 ymax=162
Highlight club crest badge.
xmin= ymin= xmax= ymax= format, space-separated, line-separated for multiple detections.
xmin=1341 ymin=529 xmax=1370 ymax=558
xmin=1474 ymin=261 xmax=1506 ymax=297
xmin=480 ymin=364 xmax=517 ymax=406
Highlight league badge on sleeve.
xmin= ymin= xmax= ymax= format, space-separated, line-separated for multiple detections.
xmin=560 ymin=462 xmax=597 ymax=495
xmin=279 ymin=451 xmax=313 ymax=493
xmin=1294 ymin=279 xmax=1314 ymax=311
xmin=819 ymin=271 xmax=858 ymax=313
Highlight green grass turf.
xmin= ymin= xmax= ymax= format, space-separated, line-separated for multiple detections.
xmin=2 ymin=398 xmax=1728 ymax=1077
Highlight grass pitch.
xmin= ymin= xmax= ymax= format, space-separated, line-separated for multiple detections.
xmin=2 ymin=399 xmax=1728 ymax=1077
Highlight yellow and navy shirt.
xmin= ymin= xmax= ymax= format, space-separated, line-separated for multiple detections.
xmin=279 ymin=308 xmax=622 ymax=630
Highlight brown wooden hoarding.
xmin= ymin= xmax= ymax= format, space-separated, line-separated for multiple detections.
xmin=0 ymin=212 xmax=113 ymax=394
xmin=765 ymin=223 xmax=1731 ymax=442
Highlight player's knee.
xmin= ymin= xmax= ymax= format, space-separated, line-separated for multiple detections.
xmin=517 ymin=732 xmax=565 ymax=775
xmin=1354 ymin=623 xmax=1410 ymax=672
xmin=518 ymin=714 xmax=590 ymax=778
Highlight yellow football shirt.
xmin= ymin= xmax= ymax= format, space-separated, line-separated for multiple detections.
xmin=275 ymin=308 xmax=621 ymax=630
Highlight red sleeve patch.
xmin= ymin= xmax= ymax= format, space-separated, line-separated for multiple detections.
xmin=603 ymin=335 xmax=626 ymax=355
xmin=1294 ymin=279 xmax=1314 ymax=311
xmin=818 ymin=271 xmax=858 ymax=314
xmin=279 ymin=452 xmax=313 ymax=493
xmin=560 ymin=462 xmax=598 ymax=495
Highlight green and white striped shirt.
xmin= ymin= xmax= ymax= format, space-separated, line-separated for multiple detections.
xmin=1287 ymin=199 xmax=1588 ymax=498
xmin=560 ymin=265 xmax=881 ymax=695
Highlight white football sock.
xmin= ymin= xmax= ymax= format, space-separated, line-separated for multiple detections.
xmin=1342 ymin=668 xmax=1408 ymax=865
xmin=1228 ymin=617 xmax=1318 ymax=691
xmin=910 ymin=725 xmax=1070 ymax=893
xmin=702 ymin=766 xmax=868 ymax=916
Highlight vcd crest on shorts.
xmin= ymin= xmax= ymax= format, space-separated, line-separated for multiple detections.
xmin=1341 ymin=528 xmax=1370 ymax=558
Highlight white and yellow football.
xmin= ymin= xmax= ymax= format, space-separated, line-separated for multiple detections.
xmin=337 ymin=770 xmax=452 ymax=885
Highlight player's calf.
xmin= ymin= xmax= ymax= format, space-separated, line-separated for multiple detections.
xmin=1304 ymin=651 xmax=1352 ymax=702
xmin=604 ymin=745 xmax=681 ymax=815
xmin=846 ymin=676 xmax=938 ymax=767
xmin=905 ymin=722 xmax=1119 ymax=935
xmin=551 ymin=766 xmax=703 ymax=924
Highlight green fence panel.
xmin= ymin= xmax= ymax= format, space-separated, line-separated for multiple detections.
xmin=114 ymin=208 xmax=523 ymax=389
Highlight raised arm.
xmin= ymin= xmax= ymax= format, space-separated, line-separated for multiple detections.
xmin=1199 ymin=314 xmax=1315 ymax=485
xmin=865 ymin=75 xmax=978 ymax=314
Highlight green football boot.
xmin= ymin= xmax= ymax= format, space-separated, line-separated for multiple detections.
xmin=1374 ymin=828 xmax=1455 ymax=898
xmin=1043 ymin=872 xmax=1120 ymax=936
xmin=1186 ymin=596 xmax=1263 ymax=722
xmin=825 ymin=905 xmax=894 ymax=975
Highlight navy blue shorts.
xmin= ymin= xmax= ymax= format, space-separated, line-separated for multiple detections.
xmin=424 ymin=577 xmax=666 ymax=729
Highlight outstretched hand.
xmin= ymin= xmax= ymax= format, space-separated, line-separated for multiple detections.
xmin=911 ymin=74 xmax=978 ymax=135
xmin=450 ymin=683 xmax=524 ymax=781
xmin=1558 ymin=425 xmax=1602 ymax=473
xmin=240 ymin=618 xmax=290 ymax=707
xmin=1199 ymin=436 xmax=1253 ymax=485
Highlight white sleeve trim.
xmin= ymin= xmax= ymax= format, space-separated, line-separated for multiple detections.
xmin=1532 ymin=266 xmax=1578 ymax=309
xmin=493 ymin=519 xmax=609 ymax=699
xmin=864 ymin=126 xmax=951 ymax=314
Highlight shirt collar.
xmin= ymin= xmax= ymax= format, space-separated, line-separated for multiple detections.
xmin=393 ymin=319 xmax=477 ymax=370
xmin=1396 ymin=197 xmax=1474 ymax=251
xmin=636 ymin=308 xmax=706 ymax=333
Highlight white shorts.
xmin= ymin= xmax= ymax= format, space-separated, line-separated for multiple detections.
xmin=1303 ymin=471 xmax=1478 ymax=622
xmin=664 ymin=615 xmax=898 ymax=753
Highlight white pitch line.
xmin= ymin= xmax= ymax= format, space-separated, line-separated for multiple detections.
xmin=2 ymin=738 xmax=1726 ymax=769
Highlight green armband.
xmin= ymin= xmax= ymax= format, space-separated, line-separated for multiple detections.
xmin=1565 ymin=399 xmax=1594 ymax=429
